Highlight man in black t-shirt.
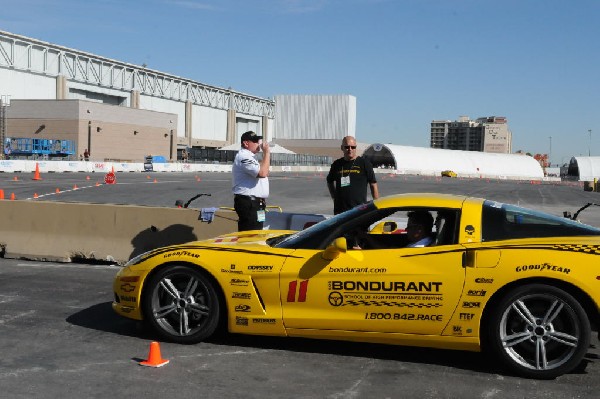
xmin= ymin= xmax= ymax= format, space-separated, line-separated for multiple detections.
xmin=326 ymin=136 xmax=379 ymax=214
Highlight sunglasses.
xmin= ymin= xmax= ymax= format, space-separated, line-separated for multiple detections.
xmin=344 ymin=145 xmax=357 ymax=150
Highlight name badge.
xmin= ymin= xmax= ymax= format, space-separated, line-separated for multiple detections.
xmin=257 ymin=210 xmax=266 ymax=222
xmin=341 ymin=175 xmax=350 ymax=187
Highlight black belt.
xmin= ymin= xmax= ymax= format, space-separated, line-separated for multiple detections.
xmin=235 ymin=194 xmax=265 ymax=201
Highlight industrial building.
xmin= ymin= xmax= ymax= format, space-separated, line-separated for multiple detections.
xmin=0 ymin=30 xmax=274 ymax=162
xmin=430 ymin=116 xmax=512 ymax=153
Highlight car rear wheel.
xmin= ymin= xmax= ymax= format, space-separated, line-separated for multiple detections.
xmin=486 ymin=284 xmax=590 ymax=379
xmin=142 ymin=265 xmax=222 ymax=344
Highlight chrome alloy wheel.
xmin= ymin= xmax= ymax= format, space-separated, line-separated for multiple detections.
xmin=499 ymin=293 xmax=580 ymax=371
xmin=145 ymin=266 xmax=220 ymax=342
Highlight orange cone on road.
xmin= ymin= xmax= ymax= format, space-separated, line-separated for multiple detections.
xmin=0 ymin=189 xmax=4 ymax=200
xmin=153 ymin=178 xmax=158 ymax=183
xmin=86 ymin=176 xmax=90 ymax=180
xmin=55 ymin=188 xmax=60 ymax=194
xmin=10 ymin=192 xmax=15 ymax=200
xmin=139 ymin=341 xmax=169 ymax=367
xmin=73 ymin=184 xmax=78 ymax=190
xmin=33 ymin=193 xmax=38 ymax=199
xmin=13 ymin=176 xmax=18 ymax=181
xmin=32 ymin=163 xmax=42 ymax=181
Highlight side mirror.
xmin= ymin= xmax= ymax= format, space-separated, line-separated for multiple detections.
xmin=322 ymin=237 xmax=347 ymax=260
xmin=369 ymin=220 xmax=398 ymax=234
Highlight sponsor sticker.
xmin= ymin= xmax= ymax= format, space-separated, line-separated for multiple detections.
xmin=248 ymin=265 xmax=273 ymax=272
xmin=515 ymin=263 xmax=570 ymax=275
xmin=253 ymin=318 xmax=276 ymax=324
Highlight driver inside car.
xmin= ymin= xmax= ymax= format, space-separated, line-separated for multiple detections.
xmin=405 ymin=210 xmax=434 ymax=247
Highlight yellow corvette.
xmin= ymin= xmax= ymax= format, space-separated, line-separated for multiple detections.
xmin=113 ymin=193 xmax=600 ymax=379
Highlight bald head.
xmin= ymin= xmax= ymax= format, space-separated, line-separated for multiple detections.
xmin=341 ymin=136 xmax=357 ymax=160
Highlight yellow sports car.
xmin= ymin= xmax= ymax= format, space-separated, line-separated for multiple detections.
xmin=113 ymin=193 xmax=600 ymax=379
xmin=441 ymin=170 xmax=458 ymax=178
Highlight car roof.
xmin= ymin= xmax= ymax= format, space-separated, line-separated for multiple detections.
xmin=373 ymin=193 xmax=483 ymax=210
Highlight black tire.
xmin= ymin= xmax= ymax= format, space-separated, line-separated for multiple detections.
xmin=142 ymin=265 xmax=222 ymax=344
xmin=485 ymin=284 xmax=590 ymax=379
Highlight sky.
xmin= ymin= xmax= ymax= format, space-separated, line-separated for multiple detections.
xmin=1 ymin=0 xmax=599 ymax=165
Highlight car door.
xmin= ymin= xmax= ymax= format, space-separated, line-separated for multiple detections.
xmin=280 ymin=236 xmax=466 ymax=336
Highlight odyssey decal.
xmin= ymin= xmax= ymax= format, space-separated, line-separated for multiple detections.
xmin=248 ymin=265 xmax=273 ymax=272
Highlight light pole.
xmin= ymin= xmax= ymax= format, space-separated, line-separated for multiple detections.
xmin=548 ymin=136 xmax=552 ymax=167
xmin=589 ymin=129 xmax=592 ymax=156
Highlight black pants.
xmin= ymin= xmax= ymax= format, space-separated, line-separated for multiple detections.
xmin=234 ymin=195 xmax=266 ymax=231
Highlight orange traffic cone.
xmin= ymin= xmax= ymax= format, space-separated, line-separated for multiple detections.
xmin=10 ymin=192 xmax=15 ymax=200
xmin=86 ymin=176 xmax=90 ymax=180
xmin=32 ymin=163 xmax=42 ymax=181
xmin=33 ymin=193 xmax=38 ymax=199
xmin=55 ymin=188 xmax=60 ymax=194
xmin=139 ymin=341 xmax=169 ymax=367
xmin=73 ymin=184 xmax=78 ymax=190
xmin=95 ymin=182 xmax=100 ymax=187
xmin=153 ymin=178 xmax=157 ymax=183
xmin=0 ymin=189 xmax=4 ymax=200
xmin=13 ymin=176 xmax=18 ymax=181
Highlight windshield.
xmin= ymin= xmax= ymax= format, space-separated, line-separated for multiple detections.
xmin=482 ymin=200 xmax=600 ymax=241
xmin=273 ymin=203 xmax=377 ymax=250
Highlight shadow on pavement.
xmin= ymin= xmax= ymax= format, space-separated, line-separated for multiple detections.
xmin=66 ymin=301 xmax=152 ymax=339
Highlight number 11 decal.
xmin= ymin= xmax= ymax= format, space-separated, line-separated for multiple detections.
xmin=287 ymin=280 xmax=309 ymax=302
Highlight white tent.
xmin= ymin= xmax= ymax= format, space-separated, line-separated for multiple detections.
xmin=218 ymin=143 xmax=296 ymax=154
xmin=569 ymin=156 xmax=600 ymax=181
xmin=363 ymin=144 xmax=544 ymax=179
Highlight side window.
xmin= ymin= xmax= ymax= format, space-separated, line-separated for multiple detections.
xmin=348 ymin=208 xmax=460 ymax=249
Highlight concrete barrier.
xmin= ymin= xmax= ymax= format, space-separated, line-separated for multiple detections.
xmin=0 ymin=200 xmax=329 ymax=265
xmin=0 ymin=200 xmax=239 ymax=264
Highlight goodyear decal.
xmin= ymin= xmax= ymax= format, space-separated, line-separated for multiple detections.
xmin=163 ymin=250 xmax=200 ymax=259
xmin=127 ymin=244 xmax=302 ymax=266
xmin=515 ymin=263 xmax=570 ymax=274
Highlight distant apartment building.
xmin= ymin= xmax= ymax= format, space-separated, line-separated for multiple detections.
xmin=430 ymin=116 xmax=512 ymax=153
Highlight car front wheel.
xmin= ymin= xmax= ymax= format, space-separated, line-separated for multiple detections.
xmin=486 ymin=284 xmax=590 ymax=379
xmin=142 ymin=265 xmax=222 ymax=344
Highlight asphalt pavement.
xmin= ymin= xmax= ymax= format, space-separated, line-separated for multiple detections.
xmin=1 ymin=171 xmax=600 ymax=398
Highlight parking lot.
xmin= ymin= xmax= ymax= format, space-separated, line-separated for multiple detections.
xmin=1 ymin=172 xmax=600 ymax=398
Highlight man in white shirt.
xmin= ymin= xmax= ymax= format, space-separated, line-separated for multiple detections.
xmin=405 ymin=210 xmax=434 ymax=247
xmin=232 ymin=131 xmax=271 ymax=231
